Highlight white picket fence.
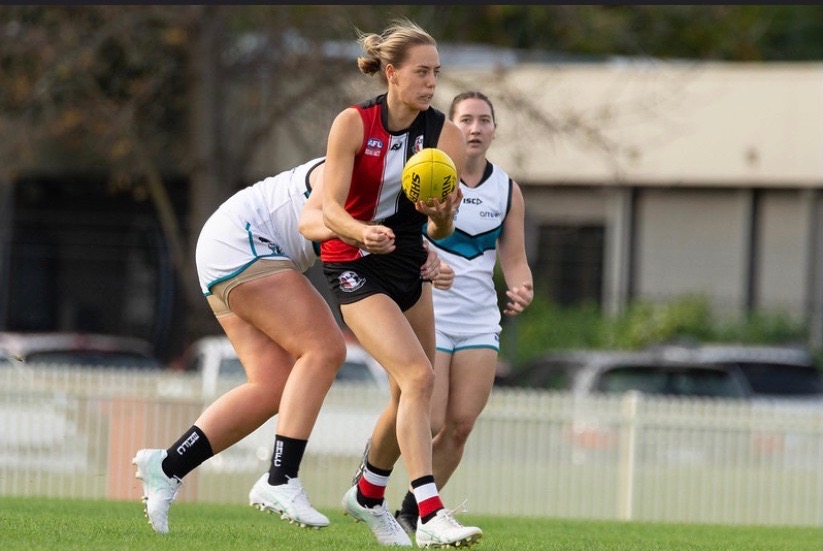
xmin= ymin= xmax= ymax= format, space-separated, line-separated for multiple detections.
xmin=1 ymin=365 xmax=821 ymax=527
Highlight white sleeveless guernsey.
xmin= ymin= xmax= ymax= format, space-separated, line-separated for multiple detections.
xmin=195 ymin=158 xmax=324 ymax=295
xmin=425 ymin=161 xmax=512 ymax=335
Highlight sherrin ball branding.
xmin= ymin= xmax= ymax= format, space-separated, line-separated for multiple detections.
xmin=401 ymin=148 xmax=457 ymax=204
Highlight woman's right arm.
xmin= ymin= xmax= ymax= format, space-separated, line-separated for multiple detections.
xmin=323 ymin=108 xmax=396 ymax=254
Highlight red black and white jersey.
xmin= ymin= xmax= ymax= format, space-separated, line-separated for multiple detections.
xmin=320 ymin=94 xmax=445 ymax=263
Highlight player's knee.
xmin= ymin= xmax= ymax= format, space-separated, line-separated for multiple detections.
xmin=400 ymin=364 xmax=435 ymax=398
xmin=323 ymin=336 xmax=348 ymax=367
xmin=449 ymin=416 xmax=476 ymax=445
xmin=304 ymin=334 xmax=347 ymax=371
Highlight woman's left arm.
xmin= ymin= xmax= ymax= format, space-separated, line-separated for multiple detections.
xmin=497 ymin=181 xmax=534 ymax=316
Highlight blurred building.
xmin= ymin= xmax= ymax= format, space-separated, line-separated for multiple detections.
xmin=1 ymin=55 xmax=821 ymax=354
xmin=430 ymin=60 xmax=823 ymax=343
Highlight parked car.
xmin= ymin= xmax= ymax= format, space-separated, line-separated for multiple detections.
xmin=180 ymin=335 xmax=389 ymax=398
xmin=666 ymin=344 xmax=823 ymax=466
xmin=171 ymin=335 xmax=390 ymax=470
xmin=0 ymin=332 xmax=162 ymax=473
xmin=498 ymin=345 xmax=821 ymax=467
xmin=501 ymin=344 xmax=823 ymax=399
xmin=0 ymin=331 xmax=162 ymax=370
xmin=658 ymin=343 xmax=823 ymax=398
xmin=498 ymin=348 xmax=751 ymax=399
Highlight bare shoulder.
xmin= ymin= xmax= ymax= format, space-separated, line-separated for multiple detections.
xmin=329 ymin=108 xmax=364 ymax=152
xmin=332 ymin=107 xmax=362 ymax=128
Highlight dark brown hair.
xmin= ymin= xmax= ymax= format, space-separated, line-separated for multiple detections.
xmin=449 ymin=91 xmax=496 ymax=125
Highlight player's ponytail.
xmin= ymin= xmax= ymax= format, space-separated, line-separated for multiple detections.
xmin=355 ymin=18 xmax=436 ymax=83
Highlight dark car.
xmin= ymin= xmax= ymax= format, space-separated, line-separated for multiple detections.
xmin=0 ymin=332 xmax=163 ymax=370
xmin=660 ymin=344 xmax=823 ymax=398
xmin=498 ymin=349 xmax=750 ymax=399
xmin=501 ymin=344 xmax=823 ymax=400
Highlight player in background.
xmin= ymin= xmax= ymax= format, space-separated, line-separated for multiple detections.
xmin=317 ymin=18 xmax=482 ymax=548
xmin=394 ymin=90 xmax=534 ymax=533
xmin=131 ymin=158 xmax=446 ymax=534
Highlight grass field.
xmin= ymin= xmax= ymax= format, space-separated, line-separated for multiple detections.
xmin=1 ymin=496 xmax=820 ymax=551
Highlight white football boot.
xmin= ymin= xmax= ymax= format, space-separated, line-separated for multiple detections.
xmin=132 ymin=449 xmax=182 ymax=534
xmin=249 ymin=473 xmax=330 ymax=528
xmin=342 ymin=485 xmax=412 ymax=546
xmin=416 ymin=508 xmax=483 ymax=548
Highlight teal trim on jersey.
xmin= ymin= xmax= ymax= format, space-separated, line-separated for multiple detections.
xmin=425 ymin=224 xmax=503 ymax=260
xmin=245 ymin=222 xmax=287 ymax=259
xmin=246 ymin=223 xmax=258 ymax=256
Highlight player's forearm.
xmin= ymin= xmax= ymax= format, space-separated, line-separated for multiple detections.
xmin=426 ymin=216 xmax=454 ymax=240
xmin=323 ymin=202 xmax=367 ymax=243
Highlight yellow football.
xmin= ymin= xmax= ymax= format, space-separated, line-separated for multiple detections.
xmin=401 ymin=148 xmax=457 ymax=204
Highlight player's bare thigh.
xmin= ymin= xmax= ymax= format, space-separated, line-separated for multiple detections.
xmin=340 ymin=293 xmax=432 ymax=386
xmin=446 ymin=347 xmax=498 ymax=423
xmin=209 ymin=259 xmax=343 ymax=360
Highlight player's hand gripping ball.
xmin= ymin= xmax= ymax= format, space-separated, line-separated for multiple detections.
xmin=402 ymin=148 xmax=457 ymax=204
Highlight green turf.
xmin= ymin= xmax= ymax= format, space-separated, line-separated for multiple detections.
xmin=0 ymin=496 xmax=820 ymax=551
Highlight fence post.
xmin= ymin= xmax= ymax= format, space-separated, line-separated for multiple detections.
xmin=617 ymin=391 xmax=639 ymax=521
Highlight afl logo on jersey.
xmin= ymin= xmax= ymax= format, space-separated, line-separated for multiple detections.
xmin=338 ymin=270 xmax=366 ymax=292
xmin=413 ymin=135 xmax=424 ymax=153
xmin=365 ymin=138 xmax=383 ymax=157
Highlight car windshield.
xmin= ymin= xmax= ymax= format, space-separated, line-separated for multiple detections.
xmin=733 ymin=362 xmax=823 ymax=396
xmin=595 ymin=365 xmax=745 ymax=398
xmin=24 ymin=350 xmax=161 ymax=369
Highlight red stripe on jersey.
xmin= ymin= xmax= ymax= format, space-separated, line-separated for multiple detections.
xmin=321 ymin=98 xmax=398 ymax=263
xmin=345 ymin=102 xmax=390 ymax=222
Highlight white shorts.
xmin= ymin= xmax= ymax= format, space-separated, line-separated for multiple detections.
xmin=195 ymin=166 xmax=320 ymax=296
xmin=435 ymin=328 xmax=500 ymax=354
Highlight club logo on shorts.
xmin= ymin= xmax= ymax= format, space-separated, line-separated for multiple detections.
xmin=339 ymin=270 xmax=365 ymax=292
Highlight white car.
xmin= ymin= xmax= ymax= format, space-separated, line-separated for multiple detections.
xmin=177 ymin=335 xmax=389 ymax=469
xmin=0 ymin=331 xmax=161 ymax=473
xmin=181 ymin=335 xmax=389 ymax=398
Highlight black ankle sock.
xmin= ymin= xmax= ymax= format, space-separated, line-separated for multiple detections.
xmin=162 ymin=425 xmax=213 ymax=480
xmin=400 ymin=490 xmax=419 ymax=517
xmin=267 ymin=434 xmax=308 ymax=486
